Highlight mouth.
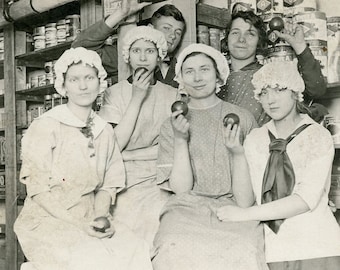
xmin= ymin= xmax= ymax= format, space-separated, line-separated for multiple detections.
xmin=193 ymin=85 xmax=206 ymax=90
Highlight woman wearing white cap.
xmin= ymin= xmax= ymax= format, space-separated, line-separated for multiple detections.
xmin=217 ymin=61 xmax=340 ymax=270
xmin=14 ymin=47 xmax=152 ymax=270
xmin=153 ymin=43 xmax=267 ymax=270
xmin=98 ymin=26 xmax=177 ymax=250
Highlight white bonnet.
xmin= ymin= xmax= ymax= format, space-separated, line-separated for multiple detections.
xmin=122 ymin=26 xmax=168 ymax=63
xmin=54 ymin=47 xmax=107 ymax=97
xmin=251 ymin=61 xmax=305 ymax=102
xmin=175 ymin=43 xmax=230 ymax=92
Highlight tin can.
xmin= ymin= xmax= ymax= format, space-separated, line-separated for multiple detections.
xmin=44 ymin=95 xmax=52 ymax=111
xmin=26 ymin=33 xmax=33 ymax=52
xmin=45 ymin=23 xmax=57 ymax=47
xmin=307 ymin=39 xmax=328 ymax=80
xmin=230 ymin=0 xmax=256 ymax=13
xmin=264 ymin=45 xmax=295 ymax=64
xmin=327 ymin=16 xmax=340 ymax=84
xmin=33 ymin=35 xmax=45 ymax=51
xmin=293 ymin=11 xmax=327 ymax=42
xmin=65 ymin=14 xmax=81 ymax=41
xmin=33 ymin=26 xmax=45 ymax=37
xmin=0 ymin=33 xmax=3 ymax=51
xmin=52 ymin=93 xmax=62 ymax=107
xmin=38 ymin=74 xmax=46 ymax=87
xmin=197 ymin=25 xmax=209 ymax=45
xmin=256 ymin=0 xmax=273 ymax=14
xmin=209 ymin=28 xmax=221 ymax=51
xmin=56 ymin=19 xmax=67 ymax=43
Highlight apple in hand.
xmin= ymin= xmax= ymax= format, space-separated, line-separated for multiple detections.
xmin=223 ymin=113 xmax=240 ymax=128
xmin=171 ymin=100 xmax=189 ymax=116
xmin=93 ymin=216 xmax=110 ymax=233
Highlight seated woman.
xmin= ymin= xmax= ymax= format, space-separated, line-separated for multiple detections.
xmin=98 ymin=26 xmax=177 ymax=249
xmin=217 ymin=61 xmax=340 ymax=270
xmin=14 ymin=47 xmax=152 ymax=270
xmin=152 ymin=43 xmax=268 ymax=270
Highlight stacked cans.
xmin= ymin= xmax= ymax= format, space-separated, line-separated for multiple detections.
xmin=327 ymin=17 xmax=340 ymax=84
xmin=197 ymin=25 xmax=224 ymax=51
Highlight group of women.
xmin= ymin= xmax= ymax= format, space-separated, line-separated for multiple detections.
xmin=13 ymin=2 xmax=340 ymax=270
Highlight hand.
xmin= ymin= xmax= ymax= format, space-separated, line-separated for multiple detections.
xmin=121 ymin=0 xmax=151 ymax=18
xmin=222 ymin=124 xmax=244 ymax=155
xmin=274 ymin=22 xmax=306 ymax=55
xmin=171 ymin=111 xmax=190 ymax=141
xmin=131 ymin=68 xmax=152 ymax=101
xmin=84 ymin=219 xmax=115 ymax=239
xmin=216 ymin=205 xmax=249 ymax=222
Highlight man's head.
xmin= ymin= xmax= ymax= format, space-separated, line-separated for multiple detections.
xmin=150 ymin=4 xmax=186 ymax=55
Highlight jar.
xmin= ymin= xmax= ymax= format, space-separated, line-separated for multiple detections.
xmin=197 ymin=25 xmax=209 ymax=45
xmin=56 ymin=19 xmax=67 ymax=43
xmin=209 ymin=28 xmax=221 ymax=51
xmin=0 ymin=33 xmax=4 ymax=51
xmin=33 ymin=26 xmax=45 ymax=37
xmin=45 ymin=23 xmax=57 ymax=47
xmin=33 ymin=35 xmax=45 ymax=51
xmin=44 ymin=95 xmax=53 ymax=111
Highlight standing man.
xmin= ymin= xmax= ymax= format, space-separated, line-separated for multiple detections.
xmin=72 ymin=0 xmax=186 ymax=88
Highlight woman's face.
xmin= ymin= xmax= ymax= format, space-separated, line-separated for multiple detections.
xmin=181 ymin=53 xmax=218 ymax=99
xmin=64 ymin=63 xmax=100 ymax=108
xmin=129 ymin=39 xmax=159 ymax=73
xmin=259 ymin=87 xmax=297 ymax=121
xmin=227 ymin=17 xmax=259 ymax=62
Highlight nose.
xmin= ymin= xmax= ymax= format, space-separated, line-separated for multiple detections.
xmin=139 ymin=51 xmax=146 ymax=61
xmin=168 ymin=29 xmax=175 ymax=40
xmin=266 ymin=90 xmax=276 ymax=104
xmin=79 ymin=78 xmax=87 ymax=90
xmin=194 ymin=71 xmax=202 ymax=82
xmin=238 ymin=34 xmax=246 ymax=43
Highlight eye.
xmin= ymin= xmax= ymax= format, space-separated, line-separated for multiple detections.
xmin=68 ymin=78 xmax=77 ymax=83
xmin=146 ymin=48 xmax=157 ymax=54
xmin=201 ymin=67 xmax=210 ymax=72
xmin=86 ymin=75 xmax=95 ymax=80
xmin=175 ymin=30 xmax=182 ymax=37
xmin=184 ymin=70 xmax=193 ymax=75
xmin=131 ymin=48 xmax=140 ymax=53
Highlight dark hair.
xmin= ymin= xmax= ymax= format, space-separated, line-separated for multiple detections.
xmin=151 ymin=4 xmax=186 ymax=32
xmin=182 ymin=52 xmax=220 ymax=80
xmin=225 ymin=11 xmax=267 ymax=55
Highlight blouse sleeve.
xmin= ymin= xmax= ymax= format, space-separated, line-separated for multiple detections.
xmin=20 ymin=118 xmax=57 ymax=197
xmin=98 ymin=84 xmax=124 ymax=124
xmin=156 ymin=118 xmax=174 ymax=191
xmin=293 ymin=125 xmax=335 ymax=210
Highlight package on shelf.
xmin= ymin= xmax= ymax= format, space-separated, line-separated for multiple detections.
xmin=45 ymin=23 xmax=58 ymax=48
xmin=27 ymin=104 xmax=45 ymax=125
xmin=103 ymin=0 xmax=137 ymax=23
xmin=283 ymin=0 xmax=317 ymax=16
xmin=56 ymin=19 xmax=67 ymax=44
xmin=28 ymin=69 xmax=46 ymax=89
xmin=0 ymin=137 xmax=5 ymax=166
xmin=197 ymin=24 xmax=210 ymax=45
xmin=327 ymin=16 xmax=340 ymax=84
xmin=16 ymin=100 xmax=27 ymax=127
xmin=65 ymin=14 xmax=81 ymax=42
xmin=324 ymin=115 xmax=340 ymax=145
xmin=256 ymin=0 xmax=283 ymax=15
xmin=230 ymin=0 xmax=256 ymax=13
xmin=293 ymin=11 xmax=327 ymax=42
xmin=209 ymin=28 xmax=221 ymax=51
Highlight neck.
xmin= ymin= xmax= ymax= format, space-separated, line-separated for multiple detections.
xmin=274 ymin=111 xmax=303 ymax=138
xmin=189 ymin=94 xmax=220 ymax=109
xmin=66 ymin=103 xmax=92 ymax=123
xmin=230 ymin=56 xmax=256 ymax=71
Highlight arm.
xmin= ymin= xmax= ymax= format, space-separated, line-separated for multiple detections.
xmin=94 ymin=190 xmax=114 ymax=218
xmin=275 ymin=24 xmax=326 ymax=99
xmin=114 ymin=70 xmax=153 ymax=150
xmin=223 ymin=124 xmax=254 ymax=207
xmin=122 ymin=145 xmax=158 ymax=161
xmin=168 ymin=112 xmax=193 ymax=194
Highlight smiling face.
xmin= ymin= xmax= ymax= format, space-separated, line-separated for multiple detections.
xmin=181 ymin=53 xmax=218 ymax=100
xmin=228 ymin=17 xmax=259 ymax=63
xmin=63 ymin=63 xmax=100 ymax=108
xmin=153 ymin=15 xmax=185 ymax=54
xmin=259 ymin=87 xmax=298 ymax=121
xmin=129 ymin=39 xmax=159 ymax=73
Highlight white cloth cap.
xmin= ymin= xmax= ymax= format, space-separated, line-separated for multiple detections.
xmin=54 ymin=47 xmax=107 ymax=97
xmin=122 ymin=26 xmax=168 ymax=63
xmin=252 ymin=61 xmax=305 ymax=102
xmin=175 ymin=43 xmax=230 ymax=93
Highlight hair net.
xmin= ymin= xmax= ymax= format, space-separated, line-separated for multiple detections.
xmin=251 ymin=61 xmax=305 ymax=102
xmin=175 ymin=43 xmax=230 ymax=92
xmin=54 ymin=47 xmax=107 ymax=97
xmin=122 ymin=26 xmax=168 ymax=63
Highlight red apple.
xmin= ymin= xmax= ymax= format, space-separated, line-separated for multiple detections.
xmin=269 ymin=17 xmax=284 ymax=31
xmin=93 ymin=216 xmax=110 ymax=233
xmin=223 ymin=113 xmax=240 ymax=128
xmin=171 ymin=100 xmax=189 ymax=116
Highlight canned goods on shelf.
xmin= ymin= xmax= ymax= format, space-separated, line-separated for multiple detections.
xmin=45 ymin=22 xmax=57 ymax=47
xmin=293 ymin=11 xmax=327 ymax=42
xmin=33 ymin=26 xmax=45 ymax=36
xmin=230 ymin=0 xmax=256 ymax=13
xmin=0 ymin=32 xmax=4 ymax=51
xmin=209 ymin=28 xmax=221 ymax=51
xmin=38 ymin=74 xmax=46 ymax=87
xmin=65 ymin=14 xmax=81 ymax=41
xmin=264 ymin=45 xmax=296 ymax=64
xmin=33 ymin=35 xmax=46 ymax=51
xmin=56 ymin=19 xmax=67 ymax=42
xmin=327 ymin=16 xmax=340 ymax=84
xmin=52 ymin=93 xmax=62 ymax=107
xmin=44 ymin=94 xmax=53 ymax=111
xmin=197 ymin=25 xmax=210 ymax=45
xmin=283 ymin=0 xmax=316 ymax=16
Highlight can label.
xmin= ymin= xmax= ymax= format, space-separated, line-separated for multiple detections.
xmin=293 ymin=12 xmax=327 ymax=41
xmin=230 ymin=0 xmax=256 ymax=13
xmin=34 ymin=37 xmax=46 ymax=51
xmin=327 ymin=17 xmax=340 ymax=84
xmin=197 ymin=25 xmax=210 ymax=45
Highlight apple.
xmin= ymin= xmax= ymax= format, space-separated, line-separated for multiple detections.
xmin=93 ymin=216 xmax=110 ymax=233
xmin=171 ymin=100 xmax=189 ymax=116
xmin=134 ymin=67 xmax=148 ymax=77
xmin=269 ymin=17 xmax=284 ymax=31
xmin=223 ymin=113 xmax=240 ymax=128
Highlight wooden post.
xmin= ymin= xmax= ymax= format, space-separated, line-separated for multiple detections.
xmin=4 ymin=23 xmax=18 ymax=270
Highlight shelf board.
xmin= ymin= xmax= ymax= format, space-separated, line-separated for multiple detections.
xmin=196 ymin=3 xmax=230 ymax=29
xmin=16 ymin=41 xmax=73 ymax=66
xmin=16 ymin=84 xmax=56 ymax=97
